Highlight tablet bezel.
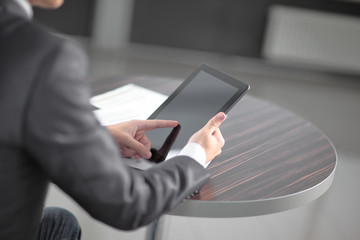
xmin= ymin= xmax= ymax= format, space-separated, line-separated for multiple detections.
xmin=148 ymin=63 xmax=250 ymax=120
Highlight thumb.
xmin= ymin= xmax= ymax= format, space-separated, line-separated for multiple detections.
xmin=206 ymin=112 xmax=226 ymax=133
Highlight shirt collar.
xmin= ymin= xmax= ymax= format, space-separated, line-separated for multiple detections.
xmin=13 ymin=0 xmax=33 ymax=18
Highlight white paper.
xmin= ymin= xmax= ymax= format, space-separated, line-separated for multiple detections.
xmin=91 ymin=84 xmax=168 ymax=125
xmin=120 ymin=149 xmax=181 ymax=170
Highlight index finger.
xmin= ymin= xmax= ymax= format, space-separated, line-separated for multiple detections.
xmin=137 ymin=119 xmax=179 ymax=132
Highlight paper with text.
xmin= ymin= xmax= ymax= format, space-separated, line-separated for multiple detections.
xmin=91 ymin=84 xmax=168 ymax=126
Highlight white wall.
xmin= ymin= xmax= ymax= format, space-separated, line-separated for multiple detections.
xmin=91 ymin=0 xmax=134 ymax=50
xmin=264 ymin=5 xmax=360 ymax=74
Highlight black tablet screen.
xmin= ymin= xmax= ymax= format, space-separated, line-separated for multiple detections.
xmin=147 ymin=68 xmax=247 ymax=150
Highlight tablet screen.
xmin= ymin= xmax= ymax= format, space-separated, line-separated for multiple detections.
xmin=147 ymin=64 xmax=249 ymax=151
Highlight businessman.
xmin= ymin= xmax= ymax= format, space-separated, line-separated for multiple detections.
xmin=0 ymin=0 xmax=226 ymax=239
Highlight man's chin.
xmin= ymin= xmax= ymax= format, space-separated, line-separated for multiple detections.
xmin=30 ymin=0 xmax=65 ymax=9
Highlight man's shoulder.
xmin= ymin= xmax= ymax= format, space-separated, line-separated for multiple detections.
xmin=1 ymin=22 xmax=68 ymax=67
xmin=2 ymin=15 xmax=86 ymax=66
xmin=23 ymin=20 xmax=67 ymax=51
xmin=26 ymin=22 xmax=86 ymax=63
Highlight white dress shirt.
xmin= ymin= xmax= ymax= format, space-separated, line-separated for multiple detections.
xmin=178 ymin=142 xmax=207 ymax=168
xmin=13 ymin=0 xmax=32 ymax=17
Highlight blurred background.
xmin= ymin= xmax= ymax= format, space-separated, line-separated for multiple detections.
xmin=34 ymin=0 xmax=360 ymax=239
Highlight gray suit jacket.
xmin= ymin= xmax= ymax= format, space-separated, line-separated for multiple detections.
xmin=0 ymin=1 xmax=209 ymax=239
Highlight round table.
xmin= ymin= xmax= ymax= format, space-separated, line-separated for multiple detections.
xmin=91 ymin=75 xmax=337 ymax=237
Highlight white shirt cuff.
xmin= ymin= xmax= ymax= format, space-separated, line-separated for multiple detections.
xmin=178 ymin=142 xmax=207 ymax=168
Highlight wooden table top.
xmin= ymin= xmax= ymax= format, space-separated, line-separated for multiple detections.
xmin=91 ymin=75 xmax=337 ymax=218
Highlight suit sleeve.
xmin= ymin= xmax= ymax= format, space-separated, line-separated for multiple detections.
xmin=23 ymin=40 xmax=210 ymax=230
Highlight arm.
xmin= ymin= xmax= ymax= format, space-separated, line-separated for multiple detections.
xmin=23 ymin=40 xmax=209 ymax=230
xmin=106 ymin=112 xmax=226 ymax=167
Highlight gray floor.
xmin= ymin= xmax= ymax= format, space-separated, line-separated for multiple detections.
xmin=46 ymin=41 xmax=360 ymax=240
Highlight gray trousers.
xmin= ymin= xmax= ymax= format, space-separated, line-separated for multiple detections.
xmin=37 ymin=207 xmax=81 ymax=240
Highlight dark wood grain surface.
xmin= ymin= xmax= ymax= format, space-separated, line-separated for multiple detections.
xmin=90 ymin=75 xmax=337 ymax=203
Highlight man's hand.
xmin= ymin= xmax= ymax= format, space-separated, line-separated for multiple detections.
xmin=106 ymin=120 xmax=178 ymax=159
xmin=188 ymin=112 xmax=226 ymax=164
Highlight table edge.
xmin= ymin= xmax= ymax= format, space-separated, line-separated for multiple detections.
xmin=168 ymin=160 xmax=337 ymax=218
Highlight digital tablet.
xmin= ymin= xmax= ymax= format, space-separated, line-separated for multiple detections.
xmin=147 ymin=64 xmax=249 ymax=162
